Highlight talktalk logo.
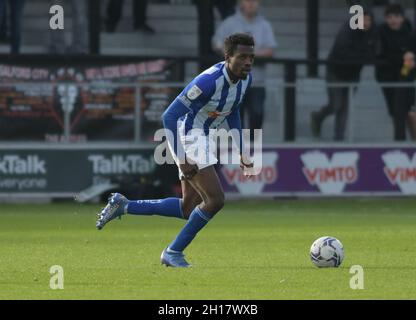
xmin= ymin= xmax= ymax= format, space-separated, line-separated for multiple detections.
xmin=301 ymin=151 xmax=359 ymax=194
xmin=88 ymin=155 xmax=155 ymax=175
xmin=382 ymin=151 xmax=416 ymax=194
xmin=221 ymin=152 xmax=278 ymax=195
xmin=0 ymin=155 xmax=46 ymax=175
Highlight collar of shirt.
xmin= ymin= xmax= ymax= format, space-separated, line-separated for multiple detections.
xmin=222 ymin=62 xmax=241 ymax=86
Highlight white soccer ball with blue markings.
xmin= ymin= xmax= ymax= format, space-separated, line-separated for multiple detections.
xmin=310 ymin=236 xmax=344 ymax=268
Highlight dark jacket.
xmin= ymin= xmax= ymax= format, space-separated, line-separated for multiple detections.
xmin=327 ymin=21 xmax=378 ymax=81
xmin=376 ymin=19 xmax=413 ymax=82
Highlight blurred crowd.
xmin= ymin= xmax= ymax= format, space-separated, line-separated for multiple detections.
xmin=311 ymin=3 xmax=416 ymax=142
xmin=1 ymin=0 xmax=416 ymax=141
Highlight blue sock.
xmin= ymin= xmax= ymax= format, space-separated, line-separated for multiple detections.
xmin=127 ymin=198 xmax=184 ymax=219
xmin=168 ymin=207 xmax=211 ymax=252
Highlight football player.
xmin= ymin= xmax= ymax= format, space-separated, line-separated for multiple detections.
xmin=96 ymin=33 xmax=255 ymax=267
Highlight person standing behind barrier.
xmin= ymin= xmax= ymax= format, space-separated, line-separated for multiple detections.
xmin=212 ymin=0 xmax=277 ymax=136
xmin=376 ymin=4 xmax=414 ymax=141
xmin=397 ymin=51 xmax=416 ymax=140
xmin=195 ymin=0 xmax=236 ymax=71
xmin=0 ymin=3 xmax=7 ymax=43
xmin=49 ymin=0 xmax=88 ymax=54
xmin=310 ymin=9 xmax=377 ymax=141
xmin=105 ymin=0 xmax=154 ymax=34
xmin=0 ymin=0 xmax=25 ymax=54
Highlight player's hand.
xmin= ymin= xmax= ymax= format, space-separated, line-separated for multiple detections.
xmin=179 ymin=161 xmax=199 ymax=180
xmin=240 ymin=155 xmax=254 ymax=177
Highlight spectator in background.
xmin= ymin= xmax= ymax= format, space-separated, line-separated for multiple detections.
xmin=49 ymin=0 xmax=88 ymax=54
xmin=213 ymin=0 xmax=237 ymax=19
xmin=310 ymin=9 xmax=378 ymax=141
xmin=376 ymin=4 xmax=415 ymax=141
xmin=0 ymin=5 xmax=7 ymax=42
xmin=195 ymin=0 xmax=236 ymax=70
xmin=347 ymin=0 xmax=390 ymax=7
xmin=397 ymin=50 xmax=416 ymax=141
xmin=0 ymin=0 xmax=25 ymax=54
xmin=105 ymin=0 xmax=154 ymax=34
xmin=212 ymin=0 xmax=277 ymax=135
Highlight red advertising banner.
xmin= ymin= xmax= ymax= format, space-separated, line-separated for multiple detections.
xmin=0 ymin=60 xmax=182 ymax=142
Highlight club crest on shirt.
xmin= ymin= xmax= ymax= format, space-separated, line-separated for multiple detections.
xmin=186 ymin=85 xmax=203 ymax=100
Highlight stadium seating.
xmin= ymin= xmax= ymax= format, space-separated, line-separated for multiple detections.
xmin=1 ymin=0 xmax=415 ymax=142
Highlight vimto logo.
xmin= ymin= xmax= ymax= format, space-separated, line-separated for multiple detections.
xmin=221 ymin=152 xmax=278 ymax=195
xmin=301 ymin=151 xmax=359 ymax=194
xmin=382 ymin=151 xmax=416 ymax=194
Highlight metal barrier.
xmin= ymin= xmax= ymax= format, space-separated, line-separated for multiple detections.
xmin=1 ymin=79 xmax=416 ymax=144
xmin=0 ymin=81 xmax=185 ymax=144
xmin=0 ymin=81 xmax=267 ymax=143
xmin=278 ymin=80 xmax=416 ymax=143
xmin=0 ymin=53 xmax=409 ymax=142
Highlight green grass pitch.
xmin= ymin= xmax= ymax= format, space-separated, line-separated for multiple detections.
xmin=0 ymin=198 xmax=415 ymax=299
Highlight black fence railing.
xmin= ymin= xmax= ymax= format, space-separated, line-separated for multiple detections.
xmin=0 ymin=53 xmax=406 ymax=142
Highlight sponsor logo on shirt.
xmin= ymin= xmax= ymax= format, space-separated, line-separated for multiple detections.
xmin=207 ymin=110 xmax=231 ymax=119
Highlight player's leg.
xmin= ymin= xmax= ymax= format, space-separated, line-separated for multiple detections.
xmin=123 ymin=176 xmax=201 ymax=219
xmin=161 ymin=165 xmax=223 ymax=267
xmin=181 ymin=179 xmax=203 ymax=219
xmin=116 ymin=129 xmax=210 ymax=221
xmin=185 ymin=165 xmax=224 ymax=216
xmin=96 ymin=192 xmax=185 ymax=230
xmin=125 ymin=196 xmax=184 ymax=219
xmin=96 ymin=174 xmax=204 ymax=229
xmin=165 ymin=166 xmax=223 ymax=253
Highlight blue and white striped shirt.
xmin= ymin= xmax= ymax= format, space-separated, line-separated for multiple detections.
xmin=162 ymin=62 xmax=252 ymax=157
xmin=177 ymin=61 xmax=251 ymax=134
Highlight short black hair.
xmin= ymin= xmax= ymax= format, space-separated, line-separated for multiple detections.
xmin=224 ymin=33 xmax=255 ymax=57
xmin=385 ymin=4 xmax=405 ymax=16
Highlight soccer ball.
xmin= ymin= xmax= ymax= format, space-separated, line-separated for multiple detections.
xmin=310 ymin=236 xmax=344 ymax=268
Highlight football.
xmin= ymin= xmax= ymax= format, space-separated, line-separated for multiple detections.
xmin=310 ymin=236 xmax=344 ymax=268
